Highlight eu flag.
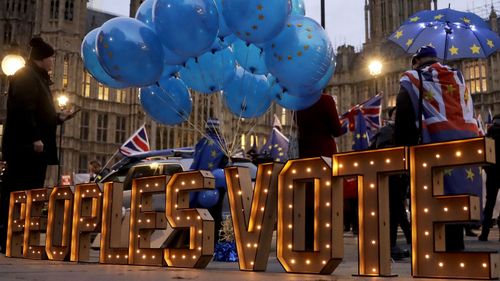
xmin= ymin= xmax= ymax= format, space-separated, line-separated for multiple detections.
xmin=260 ymin=128 xmax=289 ymax=162
xmin=443 ymin=166 xmax=482 ymax=197
xmin=190 ymin=120 xmax=227 ymax=171
xmin=352 ymin=110 xmax=370 ymax=151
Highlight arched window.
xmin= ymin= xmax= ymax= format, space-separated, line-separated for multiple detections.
xmin=64 ymin=0 xmax=74 ymax=21
xmin=50 ymin=0 xmax=59 ymax=20
xmin=3 ymin=23 xmax=12 ymax=44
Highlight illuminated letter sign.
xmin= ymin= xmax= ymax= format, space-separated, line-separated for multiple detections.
xmin=164 ymin=171 xmax=214 ymax=268
xmin=23 ymin=188 xmax=51 ymax=259
xmin=6 ymin=191 xmax=27 ymax=257
xmin=278 ymin=157 xmax=343 ymax=274
xmin=129 ymin=176 xmax=168 ymax=266
xmin=100 ymin=182 xmax=129 ymax=264
xmin=332 ymin=147 xmax=407 ymax=276
xmin=46 ymin=186 xmax=74 ymax=261
xmin=226 ymin=163 xmax=283 ymax=271
xmin=71 ymin=183 xmax=102 ymax=262
xmin=410 ymin=138 xmax=498 ymax=279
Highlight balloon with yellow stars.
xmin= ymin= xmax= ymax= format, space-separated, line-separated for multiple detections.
xmin=154 ymin=0 xmax=219 ymax=58
xmin=81 ymin=28 xmax=130 ymax=89
xmin=96 ymin=17 xmax=164 ymax=87
xmin=222 ymin=0 xmax=291 ymax=43
xmin=264 ymin=15 xmax=334 ymax=97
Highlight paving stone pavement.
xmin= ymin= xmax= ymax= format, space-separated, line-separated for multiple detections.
xmin=0 ymin=230 xmax=498 ymax=281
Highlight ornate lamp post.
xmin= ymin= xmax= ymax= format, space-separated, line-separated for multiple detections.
xmin=368 ymin=59 xmax=383 ymax=94
xmin=56 ymin=94 xmax=69 ymax=185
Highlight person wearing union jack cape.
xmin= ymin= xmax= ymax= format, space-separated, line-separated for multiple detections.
xmin=395 ymin=45 xmax=482 ymax=251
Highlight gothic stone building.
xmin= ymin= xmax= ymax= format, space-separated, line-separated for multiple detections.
xmin=330 ymin=0 xmax=500 ymax=152
xmin=0 ymin=0 xmax=286 ymax=185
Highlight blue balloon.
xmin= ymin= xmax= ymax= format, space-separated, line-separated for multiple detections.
xmin=154 ymin=0 xmax=219 ymax=58
xmin=212 ymin=169 xmax=227 ymax=190
xmin=97 ymin=17 xmax=164 ymax=87
xmin=161 ymin=64 xmax=181 ymax=78
xmin=291 ymin=0 xmax=305 ymax=15
xmin=210 ymin=34 xmax=237 ymax=52
xmin=214 ymin=0 xmax=232 ymax=38
xmin=136 ymin=0 xmax=187 ymax=65
xmin=197 ymin=189 xmax=220 ymax=208
xmin=232 ymin=38 xmax=268 ymax=75
xmin=276 ymin=90 xmax=321 ymax=110
xmin=286 ymin=56 xmax=335 ymax=97
xmin=81 ymin=28 xmax=130 ymax=89
xmin=224 ymin=67 xmax=273 ymax=118
xmin=222 ymin=0 xmax=291 ymax=43
xmin=179 ymin=48 xmax=236 ymax=94
xmin=139 ymin=77 xmax=192 ymax=125
xmin=135 ymin=0 xmax=155 ymax=27
xmin=267 ymin=75 xmax=321 ymax=110
xmin=264 ymin=16 xmax=333 ymax=95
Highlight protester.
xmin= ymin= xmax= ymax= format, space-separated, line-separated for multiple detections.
xmin=0 ymin=37 xmax=75 ymax=254
xmin=297 ymin=93 xmax=343 ymax=158
xmin=479 ymin=114 xmax=500 ymax=241
xmin=395 ymin=45 xmax=480 ymax=251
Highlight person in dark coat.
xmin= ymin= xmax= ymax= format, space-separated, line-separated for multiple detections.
xmin=297 ymin=93 xmax=343 ymax=158
xmin=0 ymin=37 xmax=72 ymax=253
xmin=479 ymin=114 xmax=500 ymax=241
xmin=296 ymin=93 xmax=343 ymax=250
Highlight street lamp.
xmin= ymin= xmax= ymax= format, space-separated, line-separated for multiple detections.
xmin=57 ymin=94 xmax=69 ymax=109
xmin=1 ymin=54 xmax=25 ymax=76
xmin=368 ymin=60 xmax=383 ymax=94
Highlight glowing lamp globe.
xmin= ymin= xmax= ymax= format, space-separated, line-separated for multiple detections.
xmin=1 ymin=54 xmax=25 ymax=76
xmin=368 ymin=60 xmax=383 ymax=77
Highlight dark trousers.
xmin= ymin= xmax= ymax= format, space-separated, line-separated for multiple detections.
xmin=0 ymin=158 xmax=47 ymax=252
xmin=344 ymin=198 xmax=358 ymax=232
xmin=480 ymin=168 xmax=500 ymax=238
xmin=389 ymin=175 xmax=411 ymax=248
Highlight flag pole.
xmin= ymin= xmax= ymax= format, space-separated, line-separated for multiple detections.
xmin=101 ymin=149 xmax=120 ymax=173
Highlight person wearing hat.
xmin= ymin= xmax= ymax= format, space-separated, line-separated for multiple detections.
xmin=479 ymin=113 xmax=500 ymax=241
xmin=0 ymin=37 xmax=74 ymax=253
xmin=395 ymin=45 xmax=481 ymax=251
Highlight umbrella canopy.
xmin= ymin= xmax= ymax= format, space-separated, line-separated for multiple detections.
xmin=389 ymin=8 xmax=500 ymax=61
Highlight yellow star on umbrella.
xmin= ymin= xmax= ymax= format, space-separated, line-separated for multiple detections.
xmin=394 ymin=30 xmax=403 ymax=39
xmin=356 ymin=133 xmax=361 ymax=139
xmin=449 ymin=45 xmax=459 ymax=55
xmin=406 ymin=38 xmax=414 ymax=47
xmin=462 ymin=17 xmax=471 ymax=24
xmin=434 ymin=14 xmax=444 ymax=20
xmin=211 ymin=150 xmax=217 ymax=157
xmin=470 ymin=44 xmax=481 ymax=54
xmin=487 ymin=39 xmax=495 ymax=48
xmin=466 ymin=168 xmax=475 ymax=181
xmin=409 ymin=16 xmax=420 ymax=22
xmin=444 ymin=168 xmax=453 ymax=176
xmin=208 ymin=162 xmax=214 ymax=169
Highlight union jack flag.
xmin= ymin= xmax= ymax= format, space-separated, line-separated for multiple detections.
xmin=400 ymin=62 xmax=478 ymax=143
xmin=119 ymin=124 xmax=150 ymax=156
xmin=340 ymin=93 xmax=382 ymax=135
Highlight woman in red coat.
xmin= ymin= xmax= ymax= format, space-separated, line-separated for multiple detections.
xmin=297 ymin=93 xmax=343 ymax=158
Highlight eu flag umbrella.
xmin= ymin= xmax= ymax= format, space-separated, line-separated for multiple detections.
xmin=389 ymin=8 xmax=500 ymax=61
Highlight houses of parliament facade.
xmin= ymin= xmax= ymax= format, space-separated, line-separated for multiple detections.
xmin=0 ymin=0 xmax=499 ymax=181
